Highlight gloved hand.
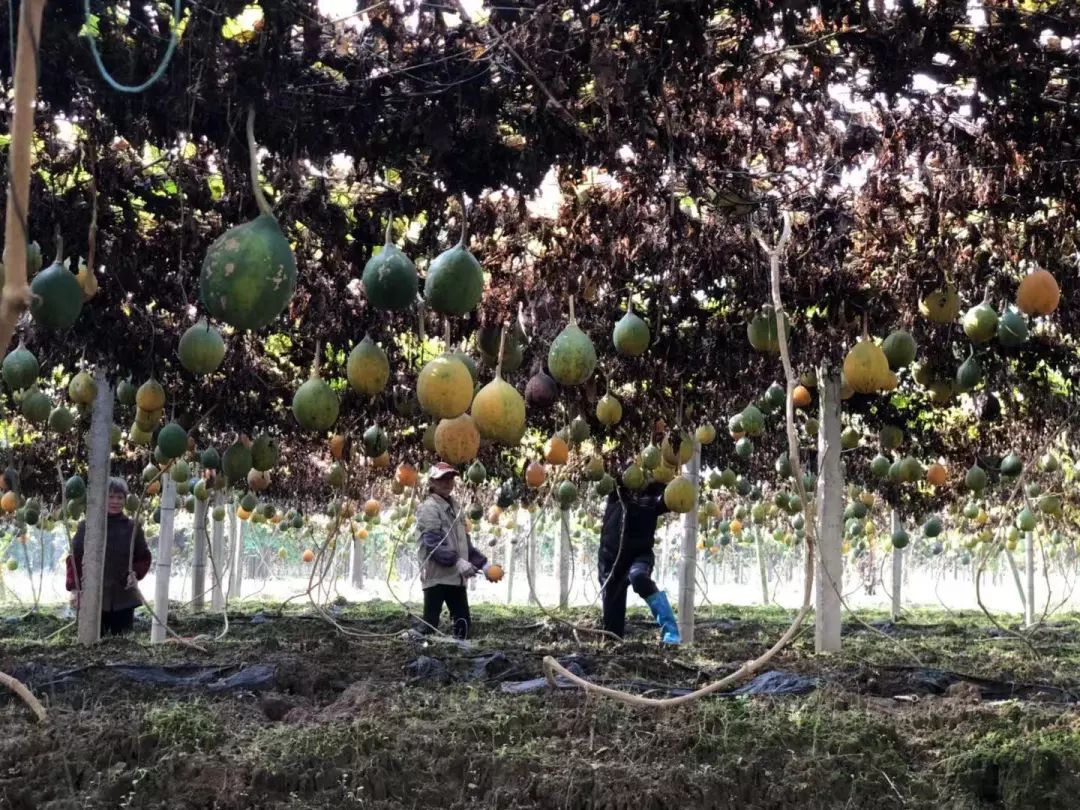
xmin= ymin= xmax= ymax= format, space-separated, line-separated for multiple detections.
xmin=455 ymin=558 xmax=477 ymax=578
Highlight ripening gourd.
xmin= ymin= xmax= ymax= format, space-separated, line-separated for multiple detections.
xmin=417 ymin=355 xmax=474 ymax=419
xmin=471 ymin=328 xmax=526 ymax=447
xmin=347 ymin=335 xmax=390 ymax=395
xmin=843 ymin=334 xmax=894 ymax=394
xmin=547 ymin=297 xmax=597 ymax=386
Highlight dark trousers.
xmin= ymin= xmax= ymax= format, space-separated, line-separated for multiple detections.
xmin=421 ymin=584 xmax=471 ymax=639
xmin=599 ymin=550 xmax=659 ymax=638
xmin=101 ymin=607 xmax=136 ymax=636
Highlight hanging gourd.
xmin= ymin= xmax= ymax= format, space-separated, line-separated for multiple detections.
xmin=292 ymin=344 xmax=340 ymax=432
xmin=919 ymin=283 xmax=960 ymax=324
xmin=199 ymin=108 xmax=297 ymax=331
xmin=417 ymin=354 xmax=474 ymax=419
xmin=746 ymin=306 xmax=788 ymax=353
xmin=2 ymin=340 xmax=38 ymax=391
xmin=842 ymin=321 xmax=895 ymax=394
xmin=612 ymin=299 xmax=650 ymax=356
xmin=346 ymin=335 xmax=390 ymax=395
xmin=596 ymin=392 xmax=622 ymax=427
xmin=424 ymin=199 xmax=484 ymax=315
xmin=1016 ymin=268 xmax=1060 ymax=316
xmin=30 ymin=235 xmax=83 ymax=330
xmin=548 ymin=297 xmax=597 ymax=386
xmin=362 ymin=217 xmax=418 ymax=312
xmin=962 ymin=298 xmax=999 ymax=344
xmin=178 ymin=320 xmax=227 ymax=375
xmin=471 ymin=326 xmax=526 ymax=446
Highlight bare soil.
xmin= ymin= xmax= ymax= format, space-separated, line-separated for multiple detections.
xmin=2 ymin=602 xmax=1079 ymax=809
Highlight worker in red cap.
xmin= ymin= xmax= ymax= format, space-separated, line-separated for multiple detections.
xmin=415 ymin=463 xmax=493 ymax=638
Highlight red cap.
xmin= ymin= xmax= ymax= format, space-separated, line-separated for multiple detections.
xmin=429 ymin=463 xmax=459 ymax=480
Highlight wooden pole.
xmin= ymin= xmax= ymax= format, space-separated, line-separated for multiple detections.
xmin=556 ymin=508 xmax=571 ymax=608
xmin=1025 ymin=532 xmax=1036 ymax=627
xmin=210 ymin=493 xmax=225 ymax=610
xmin=890 ymin=509 xmax=903 ymax=621
xmin=230 ymin=517 xmax=246 ymax=600
xmin=525 ymin=523 xmax=539 ymax=606
xmin=77 ymin=369 xmax=112 ymax=646
xmin=677 ymin=441 xmax=700 ymax=644
xmin=504 ymin=533 xmax=515 ymax=605
xmin=191 ymin=497 xmax=207 ymax=612
xmin=0 ymin=0 xmax=47 ymax=355
xmin=350 ymin=535 xmax=364 ymax=590
xmin=754 ymin=528 xmax=770 ymax=606
xmin=815 ymin=368 xmax=844 ymax=653
xmin=150 ymin=477 xmax=176 ymax=643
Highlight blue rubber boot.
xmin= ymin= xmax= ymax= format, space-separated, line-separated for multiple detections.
xmin=645 ymin=591 xmax=681 ymax=644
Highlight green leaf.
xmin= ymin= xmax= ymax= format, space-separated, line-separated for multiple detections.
xmin=79 ymin=13 xmax=101 ymax=39
xmin=221 ymin=4 xmax=263 ymax=42
xmin=206 ymin=174 xmax=225 ymax=201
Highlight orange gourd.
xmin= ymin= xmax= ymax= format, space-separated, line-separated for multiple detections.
xmin=544 ymin=436 xmax=569 ymax=466
xmin=1016 ymin=269 xmax=1060 ymax=316
xmin=926 ymin=463 xmax=947 ymax=488
xmin=395 ymin=463 xmax=418 ymax=488
xmin=525 ymin=462 xmax=547 ymax=488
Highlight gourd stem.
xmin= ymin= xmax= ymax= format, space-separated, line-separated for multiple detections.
xmin=246 ymin=107 xmax=273 ymax=218
xmin=495 ymin=324 xmax=508 ymax=380
xmin=861 ymin=312 xmax=869 ymax=341
xmin=625 ymin=296 xmax=633 ymax=314
xmin=385 ymin=216 xmax=394 ymax=245
xmin=312 ymin=340 xmax=322 ymax=378
xmin=568 ymin=295 xmax=576 ymax=325
xmin=458 ymin=194 xmax=468 ymax=247
xmin=53 ymin=229 xmax=64 ymax=265
xmin=444 ymin=319 xmax=451 ymax=351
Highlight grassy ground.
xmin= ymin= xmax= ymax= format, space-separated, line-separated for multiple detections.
xmin=1 ymin=601 xmax=1079 ymax=809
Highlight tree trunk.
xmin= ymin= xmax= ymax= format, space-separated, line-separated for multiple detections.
xmin=77 ymin=369 xmax=113 ymax=646
xmin=191 ymin=498 xmax=207 ymax=612
xmin=890 ymin=509 xmax=902 ymax=621
xmin=556 ymin=508 xmax=571 ymax=608
xmin=677 ymin=441 xmax=700 ymax=643
xmin=150 ymin=477 xmax=176 ymax=644
xmin=1005 ymin=548 xmax=1026 ymax=611
xmin=815 ymin=368 xmax=844 ymax=653
xmin=210 ymin=493 xmax=225 ymax=610
xmin=755 ymin=528 xmax=770 ymax=605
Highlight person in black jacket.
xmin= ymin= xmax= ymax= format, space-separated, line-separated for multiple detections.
xmin=66 ymin=477 xmax=151 ymax=636
xmin=598 ymin=480 xmax=680 ymax=643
